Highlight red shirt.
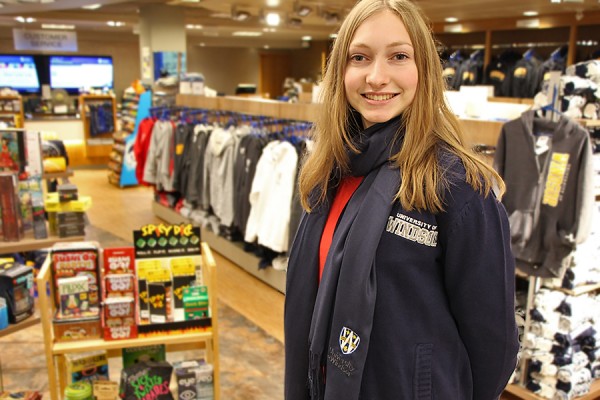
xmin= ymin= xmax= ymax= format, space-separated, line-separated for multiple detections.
xmin=318 ymin=176 xmax=364 ymax=282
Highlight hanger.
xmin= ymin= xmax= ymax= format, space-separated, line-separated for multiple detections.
xmin=523 ymin=48 xmax=536 ymax=61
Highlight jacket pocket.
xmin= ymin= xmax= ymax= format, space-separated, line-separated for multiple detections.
xmin=414 ymin=343 xmax=433 ymax=400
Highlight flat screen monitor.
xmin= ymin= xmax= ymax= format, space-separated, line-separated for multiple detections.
xmin=49 ymin=55 xmax=113 ymax=93
xmin=0 ymin=54 xmax=41 ymax=94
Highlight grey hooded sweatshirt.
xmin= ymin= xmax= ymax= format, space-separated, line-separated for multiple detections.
xmin=493 ymin=110 xmax=594 ymax=278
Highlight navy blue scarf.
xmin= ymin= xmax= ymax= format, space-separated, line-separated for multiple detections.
xmin=284 ymin=115 xmax=404 ymax=400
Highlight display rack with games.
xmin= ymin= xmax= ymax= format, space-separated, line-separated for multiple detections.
xmin=36 ymin=240 xmax=220 ymax=400
xmin=0 ymin=128 xmax=85 ymax=246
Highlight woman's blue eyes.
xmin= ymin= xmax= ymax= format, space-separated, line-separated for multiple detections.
xmin=349 ymin=53 xmax=408 ymax=62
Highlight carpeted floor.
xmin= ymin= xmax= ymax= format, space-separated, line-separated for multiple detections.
xmin=0 ymin=225 xmax=284 ymax=399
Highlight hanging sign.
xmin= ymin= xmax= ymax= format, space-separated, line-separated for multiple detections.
xmin=13 ymin=29 xmax=78 ymax=51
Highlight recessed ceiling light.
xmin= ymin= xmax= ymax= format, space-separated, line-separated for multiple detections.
xmin=329 ymin=33 xmax=338 ymax=39
xmin=42 ymin=24 xmax=75 ymax=30
xmin=232 ymin=31 xmax=263 ymax=37
xmin=186 ymin=24 xmax=203 ymax=29
xmin=107 ymin=21 xmax=125 ymax=27
xmin=445 ymin=17 xmax=458 ymax=23
xmin=264 ymin=44 xmax=270 ymax=49
xmin=302 ymin=35 xmax=312 ymax=41
xmin=15 ymin=16 xmax=36 ymax=23
xmin=82 ymin=4 xmax=102 ymax=10
xmin=266 ymin=0 xmax=280 ymax=6
xmin=265 ymin=12 xmax=281 ymax=26
xmin=551 ymin=0 xmax=561 ymax=3
xmin=523 ymin=10 xmax=539 ymax=16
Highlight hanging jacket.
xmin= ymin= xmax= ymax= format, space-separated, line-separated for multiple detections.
xmin=133 ymin=117 xmax=156 ymax=185
xmin=245 ymin=140 xmax=298 ymax=253
xmin=142 ymin=119 xmax=176 ymax=192
xmin=203 ymin=126 xmax=236 ymax=227
xmin=493 ymin=110 xmax=594 ymax=278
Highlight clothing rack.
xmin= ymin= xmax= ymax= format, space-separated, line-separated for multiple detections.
xmin=145 ymin=97 xmax=319 ymax=294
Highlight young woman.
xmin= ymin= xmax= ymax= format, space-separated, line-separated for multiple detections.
xmin=284 ymin=1 xmax=520 ymax=399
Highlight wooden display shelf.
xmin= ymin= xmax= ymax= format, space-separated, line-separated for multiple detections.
xmin=52 ymin=329 xmax=214 ymax=354
xmin=505 ymin=380 xmax=600 ymax=400
xmin=152 ymin=201 xmax=286 ymax=294
xmin=0 ymin=312 xmax=39 ymax=338
xmin=42 ymin=169 xmax=74 ymax=181
xmin=37 ymin=242 xmax=220 ymax=400
xmin=0 ymin=234 xmax=84 ymax=254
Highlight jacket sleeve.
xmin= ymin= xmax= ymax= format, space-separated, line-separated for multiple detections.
xmin=440 ymin=190 xmax=520 ymax=399
xmin=142 ymin=122 xmax=160 ymax=185
xmin=492 ymin=126 xmax=507 ymax=179
xmin=570 ymin=131 xmax=594 ymax=245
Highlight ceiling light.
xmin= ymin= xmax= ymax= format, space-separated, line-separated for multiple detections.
xmin=232 ymin=5 xmax=251 ymax=21
xmin=445 ymin=17 xmax=458 ymax=23
xmin=186 ymin=24 xmax=203 ymax=29
xmin=82 ymin=3 xmax=102 ymax=10
xmin=294 ymin=2 xmax=312 ymax=17
xmin=232 ymin=31 xmax=263 ymax=37
xmin=302 ymin=35 xmax=312 ymax=41
xmin=265 ymin=12 xmax=281 ymax=26
xmin=42 ymin=24 xmax=75 ymax=30
xmin=329 ymin=33 xmax=338 ymax=39
xmin=266 ymin=0 xmax=279 ymax=6
xmin=523 ymin=11 xmax=539 ymax=16
xmin=264 ymin=45 xmax=270 ymax=49
xmin=15 ymin=16 xmax=36 ymax=23
xmin=550 ymin=0 xmax=561 ymax=2
xmin=107 ymin=21 xmax=125 ymax=27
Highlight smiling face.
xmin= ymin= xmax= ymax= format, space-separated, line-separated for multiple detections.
xmin=344 ymin=9 xmax=418 ymax=129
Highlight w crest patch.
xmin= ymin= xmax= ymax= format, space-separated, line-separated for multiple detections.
xmin=339 ymin=326 xmax=360 ymax=355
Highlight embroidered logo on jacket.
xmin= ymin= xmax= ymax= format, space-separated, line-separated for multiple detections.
xmin=386 ymin=213 xmax=438 ymax=247
xmin=339 ymin=326 xmax=360 ymax=355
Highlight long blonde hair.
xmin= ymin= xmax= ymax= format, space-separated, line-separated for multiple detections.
xmin=298 ymin=0 xmax=504 ymax=213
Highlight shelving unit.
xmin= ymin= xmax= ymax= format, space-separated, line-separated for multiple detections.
xmin=79 ymin=94 xmax=117 ymax=160
xmin=510 ymin=269 xmax=600 ymax=400
xmin=0 ymin=95 xmax=24 ymax=128
xmin=37 ymin=242 xmax=220 ymax=400
xmin=108 ymin=90 xmax=151 ymax=187
xmin=506 ymin=381 xmax=600 ymax=400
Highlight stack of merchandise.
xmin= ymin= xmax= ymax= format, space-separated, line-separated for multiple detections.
xmin=0 ymin=129 xmax=46 ymax=241
xmin=173 ymin=359 xmax=214 ymax=400
xmin=521 ymin=287 xmax=600 ymax=399
xmin=55 ymin=183 xmax=85 ymax=238
xmin=0 ymin=260 xmax=35 ymax=324
xmin=51 ymin=241 xmax=102 ymax=341
xmin=102 ymin=247 xmax=137 ymax=340
xmin=44 ymin=187 xmax=92 ymax=238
